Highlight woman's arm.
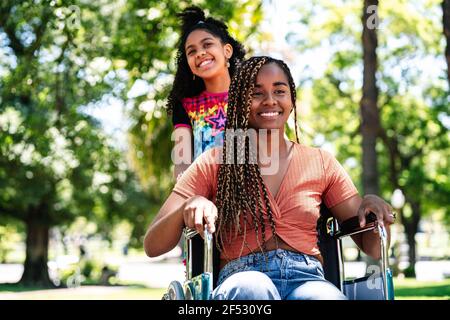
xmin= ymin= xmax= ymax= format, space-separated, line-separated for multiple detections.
xmin=144 ymin=193 xmax=217 ymax=257
xmin=173 ymin=127 xmax=193 ymax=181
xmin=330 ymin=194 xmax=395 ymax=259
xmin=144 ymin=192 xmax=187 ymax=257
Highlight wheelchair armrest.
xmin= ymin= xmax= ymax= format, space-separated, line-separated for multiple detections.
xmin=334 ymin=212 xmax=378 ymax=239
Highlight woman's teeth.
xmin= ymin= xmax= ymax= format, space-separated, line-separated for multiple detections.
xmin=260 ymin=112 xmax=281 ymax=117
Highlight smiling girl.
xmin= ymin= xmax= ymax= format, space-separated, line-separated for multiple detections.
xmin=167 ymin=6 xmax=246 ymax=180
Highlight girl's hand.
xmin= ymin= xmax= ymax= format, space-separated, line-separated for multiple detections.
xmin=357 ymin=194 xmax=396 ymax=229
xmin=182 ymin=195 xmax=217 ymax=237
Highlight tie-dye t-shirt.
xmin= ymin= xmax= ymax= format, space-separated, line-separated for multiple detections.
xmin=174 ymin=91 xmax=228 ymax=159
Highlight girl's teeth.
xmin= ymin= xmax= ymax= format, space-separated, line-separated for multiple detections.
xmin=200 ymin=60 xmax=212 ymax=67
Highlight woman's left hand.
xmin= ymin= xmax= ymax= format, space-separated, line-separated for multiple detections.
xmin=357 ymin=194 xmax=396 ymax=228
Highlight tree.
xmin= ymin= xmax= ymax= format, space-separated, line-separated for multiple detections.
xmin=443 ymin=0 xmax=450 ymax=86
xmin=0 ymin=1 xmax=151 ymax=286
xmin=291 ymin=0 xmax=449 ymax=276
xmin=360 ymin=0 xmax=381 ymax=195
xmin=0 ymin=0 xmax=263 ymax=286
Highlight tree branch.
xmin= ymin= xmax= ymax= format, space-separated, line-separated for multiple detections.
xmin=0 ymin=3 xmax=25 ymax=55
xmin=25 ymin=6 xmax=53 ymax=57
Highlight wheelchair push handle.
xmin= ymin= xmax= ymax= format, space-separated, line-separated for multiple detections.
xmin=183 ymin=226 xmax=214 ymax=280
xmin=203 ymin=228 xmax=214 ymax=274
xmin=333 ymin=212 xmax=378 ymax=239
xmin=330 ymin=212 xmax=392 ymax=300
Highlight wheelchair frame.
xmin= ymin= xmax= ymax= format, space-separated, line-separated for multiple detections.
xmin=162 ymin=228 xmax=214 ymax=300
xmin=163 ymin=206 xmax=395 ymax=300
xmin=317 ymin=205 xmax=395 ymax=300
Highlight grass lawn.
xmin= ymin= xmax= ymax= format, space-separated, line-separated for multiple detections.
xmin=393 ymin=278 xmax=450 ymax=300
xmin=0 ymin=278 xmax=449 ymax=300
xmin=0 ymin=283 xmax=166 ymax=300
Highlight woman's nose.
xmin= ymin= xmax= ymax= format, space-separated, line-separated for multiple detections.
xmin=263 ymin=93 xmax=277 ymax=105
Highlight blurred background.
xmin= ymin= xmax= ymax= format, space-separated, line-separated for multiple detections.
xmin=0 ymin=0 xmax=449 ymax=299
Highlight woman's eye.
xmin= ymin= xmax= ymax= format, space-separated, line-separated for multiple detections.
xmin=252 ymin=92 xmax=263 ymax=97
xmin=275 ymin=90 xmax=286 ymax=95
xmin=187 ymin=50 xmax=195 ymax=56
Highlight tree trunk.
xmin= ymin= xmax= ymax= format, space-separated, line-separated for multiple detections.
xmin=402 ymin=200 xmax=421 ymax=277
xmin=20 ymin=218 xmax=54 ymax=287
xmin=443 ymin=0 xmax=450 ymax=87
xmin=360 ymin=0 xmax=380 ymax=195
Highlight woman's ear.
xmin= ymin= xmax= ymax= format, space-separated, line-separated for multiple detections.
xmin=224 ymin=43 xmax=233 ymax=60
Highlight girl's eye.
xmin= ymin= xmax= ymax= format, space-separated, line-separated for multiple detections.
xmin=252 ymin=92 xmax=263 ymax=97
xmin=187 ymin=50 xmax=196 ymax=56
xmin=204 ymin=42 xmax=213 ymax=48
xmin=275 ymin=89 xmax=286 ymax=95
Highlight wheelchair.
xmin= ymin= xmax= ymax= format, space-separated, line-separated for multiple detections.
xmin=162 ymin=227 xmax=216 ymax=300
xmin=162 ymin=204 xmax=394 ymax=300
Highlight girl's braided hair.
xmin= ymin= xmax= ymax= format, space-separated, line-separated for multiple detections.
xmin=215 ymin=56 xmax=299 ymax=257
xmin=167 ymin=6 xmax=246 ymax=114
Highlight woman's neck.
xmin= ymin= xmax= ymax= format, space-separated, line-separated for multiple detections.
xmin=203 ymin=71 xmax=230 ymax=93
xmin=257 ymin=130 xmax=291 ymax=159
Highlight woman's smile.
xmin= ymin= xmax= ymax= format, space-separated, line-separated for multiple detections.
xmin=257 ymin=110 xmax=283 ymax=119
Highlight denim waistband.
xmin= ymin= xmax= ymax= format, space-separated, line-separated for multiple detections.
xmin=222 ymin=249 xmax=322 ymax=269
xmin=217 ymin=249 xmax=325 ymax=288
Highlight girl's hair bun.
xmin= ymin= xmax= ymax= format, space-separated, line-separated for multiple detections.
xmin=178 ymin=6 xmax=208 ymax=34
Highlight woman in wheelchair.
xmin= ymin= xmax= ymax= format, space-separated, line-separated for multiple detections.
xmin=144 ymin=56 xmax=395 ymax=300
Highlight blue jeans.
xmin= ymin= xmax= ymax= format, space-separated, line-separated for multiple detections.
xmin=211 ymin=249 xmax=347 ymax=300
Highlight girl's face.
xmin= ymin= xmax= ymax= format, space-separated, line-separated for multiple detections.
xmin=248 ymin=63 xmax=293 ymax=131
xmin=185 ymin=29 xmax=233 ymax=81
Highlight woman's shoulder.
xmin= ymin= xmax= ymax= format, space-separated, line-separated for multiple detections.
xmin=293 ymin=143 xmax=336 ymax=162
xmin=293 ymin=142 xmax=321 ymax=155
xmin=194 ymin=147 xmax=223 ymax=167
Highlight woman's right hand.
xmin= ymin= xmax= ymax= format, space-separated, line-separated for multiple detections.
xmin=182 ymin=195 xmax=217 ymax=237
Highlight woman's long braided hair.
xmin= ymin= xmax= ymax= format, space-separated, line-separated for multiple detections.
xmin=215 ymin=56 xmax=299 ymax=258
xmin=166 ymin=6 xmax=246 ymax=114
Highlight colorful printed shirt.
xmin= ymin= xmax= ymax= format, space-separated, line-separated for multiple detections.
xmin=172 ymin=91 xmax=228 ymax=159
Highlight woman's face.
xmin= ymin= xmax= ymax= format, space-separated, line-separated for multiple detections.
xmin=248 ymin=63 xmax=293 ymax=131
xmin=185 ymin=29 xmax=232 ymax=80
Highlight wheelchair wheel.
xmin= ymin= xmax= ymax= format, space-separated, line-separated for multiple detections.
xmin=164 ymin=281 xmax=185 ymax=300
xmin=184 ymin=282 xmax=194 ymax=300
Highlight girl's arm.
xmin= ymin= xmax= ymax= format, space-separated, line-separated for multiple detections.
xmin=173 ymin=127 xmax=193 ymax=181
xmin=330 ymin=194 xmax=395 ymax=259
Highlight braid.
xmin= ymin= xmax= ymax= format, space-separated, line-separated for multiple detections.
xmin=215 ymin=56 xmax=298 ymax=257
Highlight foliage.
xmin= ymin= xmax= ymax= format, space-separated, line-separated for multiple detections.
xmin=0 ymin=223 xmax=22 ymax=263
xmin=290 ymin=0 xmax=449 ymax=222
